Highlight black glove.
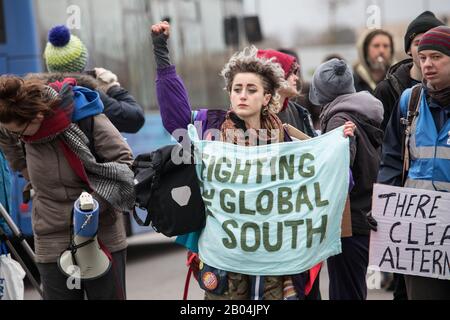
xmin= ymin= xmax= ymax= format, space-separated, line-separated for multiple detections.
xmin=151 ymin=32 xmax=171 ymax=69
xmin=366 ymin=211 xmax=378 ymax=232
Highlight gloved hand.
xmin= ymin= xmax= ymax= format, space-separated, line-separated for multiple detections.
xmin=151 ymin=21 xmax=171 ymax=69
xmin=366 ymin=211 xmax=378 ymax=232
xmin=94 ymin=68 xmax=120 ymax=93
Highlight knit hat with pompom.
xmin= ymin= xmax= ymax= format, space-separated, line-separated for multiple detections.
xmin=44 ymin=25 xmax=88 ymax=73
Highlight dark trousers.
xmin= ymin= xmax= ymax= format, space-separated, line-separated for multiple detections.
xmin=293 ymin=269 xmax=322 ymax=300
xmin=404 ymin=275 xmax=450 ymax=300
xmin=327 ymin=235 xmax=369 ymax=300
xmin=393 ymin=273 xmax=408 ymax=300
xmin=36 ymin=249 xmax=127 ymax=300
xmin=305 ymin=272 xmax=322 ymax=300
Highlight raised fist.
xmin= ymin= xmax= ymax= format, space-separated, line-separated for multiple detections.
xmin=151 ymin=21 xmax=171 ymax=39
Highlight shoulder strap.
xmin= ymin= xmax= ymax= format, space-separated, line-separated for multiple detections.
xmin=399 ymin=84 xmax=422 ymax=121
xmin=407 ymin=85 xmax=422 ymax=122
xmin=77 ymin=117 xmax=102 ymax=163
xmin=132 ymin=207 xmax=153 ymax=227
xmin=401 ymin=84 xmax=422 ymax=185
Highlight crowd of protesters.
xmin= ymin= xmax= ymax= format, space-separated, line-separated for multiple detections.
xmin=0 ymin=10 xmax=449 ymax=300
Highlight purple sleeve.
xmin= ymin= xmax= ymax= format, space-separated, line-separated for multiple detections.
xmin=348 ymin=169 xmax=355 ymax=192
xmin=156 ymin=65 xmax=193 ymax=134
xmin=194 ymin=109 xmax=209 ymax=136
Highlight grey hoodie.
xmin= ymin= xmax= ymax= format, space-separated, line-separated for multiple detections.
xmin=320 ymin=91 xmax=384 ymax=236
xmin=321 ymin=91 xmax=384 ymax=127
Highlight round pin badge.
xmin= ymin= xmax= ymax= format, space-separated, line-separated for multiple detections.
xmin=202 ymin=272 xmax=218 ymax=291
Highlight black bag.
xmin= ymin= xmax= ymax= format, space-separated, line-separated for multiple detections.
xmin=132 ymin=144 xmax=206 ymax=237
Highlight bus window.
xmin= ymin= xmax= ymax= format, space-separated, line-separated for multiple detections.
xmin=0 ymin=0 xmax=5 ymax=44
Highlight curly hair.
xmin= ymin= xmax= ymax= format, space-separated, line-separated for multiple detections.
xmin=0 ymin=76 xmax=59 ymax=125
xmin=221 ymin=46 xmax=287 ymax=114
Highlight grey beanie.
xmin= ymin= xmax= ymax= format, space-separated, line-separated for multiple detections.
xmin=309 ymin=59 xmax=356 ymax=106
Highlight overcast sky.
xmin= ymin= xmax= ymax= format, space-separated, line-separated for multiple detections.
xmin=243 ymin=0 xmax=450 ymax=46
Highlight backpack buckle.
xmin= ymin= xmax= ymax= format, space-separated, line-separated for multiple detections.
xmin=400 ymin=117 xmax=409 ymax=126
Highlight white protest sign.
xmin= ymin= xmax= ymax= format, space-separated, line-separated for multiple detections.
xmin=369 ymin=184 xmax=450 ymax=280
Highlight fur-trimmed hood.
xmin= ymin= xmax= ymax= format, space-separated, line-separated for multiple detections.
xmin=24 ymin=72 xmax=104 ymax=93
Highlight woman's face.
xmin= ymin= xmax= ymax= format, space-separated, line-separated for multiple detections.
xmin=278 ymin=72 xmax=299 ymax=98
xmin=2 ymin=114 xmax=44 ymax=139
xmin=230 ymin=72 xmax=272 ymax=120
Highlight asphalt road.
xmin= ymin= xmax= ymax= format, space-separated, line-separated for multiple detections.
xmin=24 ymin=233 xmax=392 ymax=300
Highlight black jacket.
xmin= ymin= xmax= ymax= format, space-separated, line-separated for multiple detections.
xmin=353 ymin=72 xmax=375 ymax=94
xmin=99 ymin=85 xmax=145 ymax=133
xmin=377 ymin=103 xmax=404 ymax=188
xmin=374 ymin=59 xmax=418 ymax=131
xmin=277 ymin=101 xmax=317 ymax=138
xmin=320 ymin=92 xmax=384 ymax=236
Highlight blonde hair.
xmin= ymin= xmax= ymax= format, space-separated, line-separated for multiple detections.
xmin=221 ymin=46 xmax=286 ymax=114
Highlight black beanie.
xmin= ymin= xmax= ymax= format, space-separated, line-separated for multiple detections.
xmin=405 ymin=11 xmax=445 ymax=54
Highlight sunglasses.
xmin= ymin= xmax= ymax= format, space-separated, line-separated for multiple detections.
xmin=10 ymin=120 xmax=32 ymax=139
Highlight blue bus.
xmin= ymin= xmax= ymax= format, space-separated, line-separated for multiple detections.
xmin=0 ymin=0 xmax=41 ymax=74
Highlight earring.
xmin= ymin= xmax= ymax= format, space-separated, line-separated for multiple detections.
xmin=262 ymin=105 xmax=269 ymax=117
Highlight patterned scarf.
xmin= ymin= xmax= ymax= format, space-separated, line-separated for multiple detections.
xmin=220 ymin=110 xmax=285 ymax=146
xmin=23 ymin=79 xmax=135 ymax=211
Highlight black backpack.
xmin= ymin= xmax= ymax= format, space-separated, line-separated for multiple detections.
xmin=132 ymin=144 xmax=206 ymax=237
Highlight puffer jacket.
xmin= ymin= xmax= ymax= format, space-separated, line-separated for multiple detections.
xmin=0 ymin=113 xmax=133 ymax=264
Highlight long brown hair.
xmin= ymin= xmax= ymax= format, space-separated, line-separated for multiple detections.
xmin=0 ymin=76 xmax=59 ymax=125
